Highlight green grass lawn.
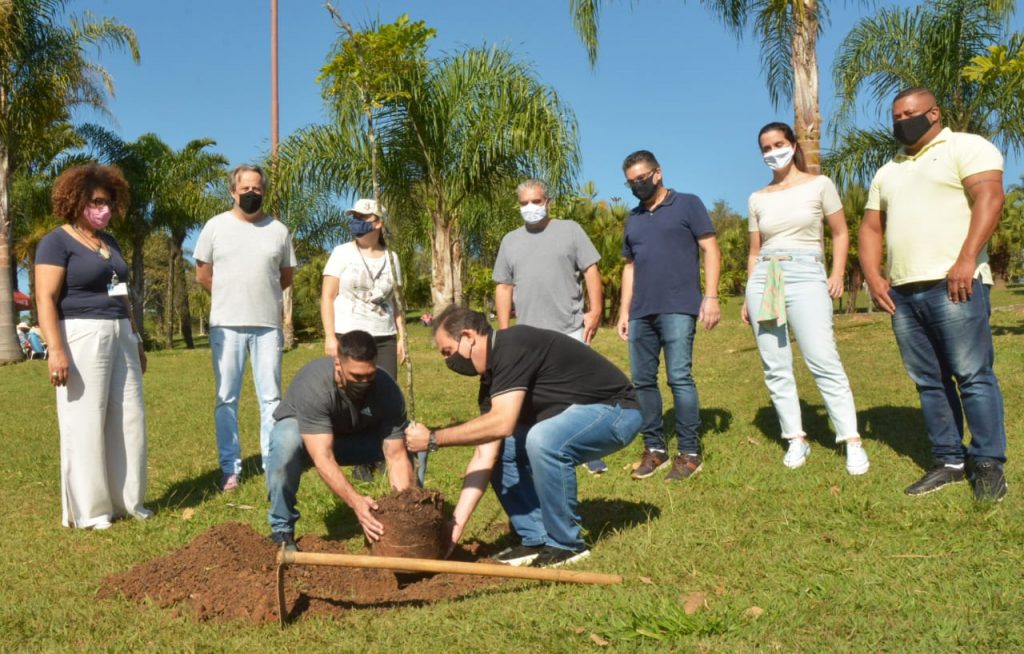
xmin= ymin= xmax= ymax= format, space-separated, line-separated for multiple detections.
xmin=2 ymin=288 xmax=1022 ymax=652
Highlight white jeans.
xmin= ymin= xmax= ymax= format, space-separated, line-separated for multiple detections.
xmin=57 ymin=318 xmax=148 ymax=528
xmin=745 ymin=251 xmax=859 ymax=441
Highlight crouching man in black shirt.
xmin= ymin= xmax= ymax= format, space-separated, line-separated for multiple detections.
xmin=405 ymin=305 xmax=641 ymax=568
xmin=266 ymin=330 xmax=413 ymax=551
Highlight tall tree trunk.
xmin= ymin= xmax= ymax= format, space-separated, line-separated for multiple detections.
xmin=792 ymin=0 xmax=821 ymax=175
xmin=131 ymin=229 xmax=146 ymax=341
xmin=0 ymin=145 xmax=22 ymax=363
xmin=430 ymin=214 xmax=463 ymax=314
xmin=282 ymin=286 xmax=295 ymax=349
xmin=846 ymin=265 xmax=863 ymax=314
xmin=163 ymin=238 xmax=177 ymax=349
xmin=176 ymin=242 xmax=194 ymax=348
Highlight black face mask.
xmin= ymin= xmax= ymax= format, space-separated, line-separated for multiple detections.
xmin=342 ymin=379 xmax=375 ymax=406
xmin=445 ymin=337 xmax=478 ymax=377
xmin=893 ymin=110 xmax=934 ymax=146
xmin=629 ymin=177 xmax=658 ymax=202
xmin=238 ymin=190 xmax=263 ymax=214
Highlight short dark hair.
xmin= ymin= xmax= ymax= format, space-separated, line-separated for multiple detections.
xmin=622 ymin=150 xmax=660 ymax=172
xmin=337 ymin=330 xmax=377 ymax=362
xmin=757 ymin=122 xmax=808 ymax=172
xmin=894 ymin=86 xmax=936 ymax=104
xmin=432 ymin=305 xmax=493 ymax=339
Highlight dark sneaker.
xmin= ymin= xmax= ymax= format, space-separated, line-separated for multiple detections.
xmin=270 ymin=531 xmax=298 ymax=552
xmin=583 ymin=459 xmax=609 ymax=475
xmin=665 ymin=453 xmax=703 ymax=481
xmin=905 ymin=464 xmax=965 ymax=496
xmin=972 ymin=460 xmax=1008 ymax=503
xmin=631 ymin=449 xmax=670 ymax=480
xmin=529 ymin=545 xmax=591 ymax=568
xmin=219 ymin=472 xmax=240 ymax=492
xmin=494 ymin=544 xmax=544 ymax=566
xmin=351 ymin=464 xmax=375 ymax=482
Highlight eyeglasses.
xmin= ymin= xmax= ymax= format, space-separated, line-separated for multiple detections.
xmin=624 ymin=169 xmax=657 ymax=188
xmin=87 ymin=197 xmax=112 ymax=208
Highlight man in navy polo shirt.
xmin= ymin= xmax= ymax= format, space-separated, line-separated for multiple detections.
xmin=618 ymin=150 xmax=721 ymax=481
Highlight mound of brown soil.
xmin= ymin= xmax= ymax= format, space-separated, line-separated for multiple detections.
xmin=371 ymin=487 xmax=445 ymax=559
xmin=98 ymin=522 xmax=508 ymax=624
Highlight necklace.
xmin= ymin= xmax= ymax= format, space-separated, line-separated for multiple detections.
xmin=72 ymin=224 xmax=111 ymax=260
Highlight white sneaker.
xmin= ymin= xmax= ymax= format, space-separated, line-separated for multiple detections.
xmin=845 ymin=441 xmax=869 ymax=475
xmin=783 ymin=439 xmax=811 ymax=468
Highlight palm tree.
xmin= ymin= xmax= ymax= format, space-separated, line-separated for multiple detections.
xmin=825 ymin=0 xmax=1022 ymax=187
xmin=150 ymin=140 xmax=228 ymax=349
xmin=275 ymin=45 xmax=579 ymax=313
xmin=0 ymin=0 xmax=138 ymax=362
xmin=569 ymin=0 xmax=851 ymax=173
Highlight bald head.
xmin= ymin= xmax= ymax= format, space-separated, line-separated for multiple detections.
xmin=894 ymin=86 xmax=936 ymax=107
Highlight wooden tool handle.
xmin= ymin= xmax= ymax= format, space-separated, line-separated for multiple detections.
xmin=278 ymin=550 xmax=622 ymax=585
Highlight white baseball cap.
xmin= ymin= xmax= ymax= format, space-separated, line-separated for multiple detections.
xmin=345 ymin=198 xmax=384 ymax=218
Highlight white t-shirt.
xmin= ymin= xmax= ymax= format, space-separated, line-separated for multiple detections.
xmin=193 ymin=211 xmax=297 ymax=328
xmin=323 ymin=242 xmax=402 ymax=337
xmin=748 ymin=175 xmax=843 ymax=251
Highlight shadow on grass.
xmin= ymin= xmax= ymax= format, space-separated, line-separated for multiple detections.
xmin=752 ymin=401 xmax=838 ymax=453
xmin=581 ymin=498 xmax=661 ymax=544
xmin=622 ymin=408 xmax=733 ymax=454
xmin=860 ymin=405 xmax=932 ymax=470
xmin=991 ymin=323 xmax=1024 ymax=336
xmin=150 ymin=453 xmax=263 ymax=513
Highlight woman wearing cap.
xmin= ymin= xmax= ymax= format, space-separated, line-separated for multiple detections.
xmin=321 ymin=198 xmax=406 ymax=380
xmin=35 ymin=163 xmax=151 ymax=529
xmin=742 ymin=122 xmax=868 ymax=476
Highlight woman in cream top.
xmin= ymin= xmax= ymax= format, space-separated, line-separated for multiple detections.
xmin=742 ymin=122 xmax=868 ymax=476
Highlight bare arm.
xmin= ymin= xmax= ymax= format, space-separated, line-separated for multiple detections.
xmin=383 ymin=437 xmax=414 ymax=492
xmin=405 ymin=390 xmax=524 ymax=451
xmin=35 ymin=264 xmax=68 ymax=386
xmin=321 ymin=275 xmax=340 ymax=356
xmin=495 ymin=283 xmax=514 ymax=329
xmin=825 ymin=208 xmax=849 ymax=300
xmin=279 ymin=266 xmax=294 ymax=291
xmin=617 ymin=260 xmax=634 ymax=341
xmin=303 ymin=431 xmax=386 ymax=541
xmin=948 ymin=170 xmax=1004 ymax=303
xmin=581 ymin=264 xmax=603 ymax=344
xmin=445 ymin=439 xmax=502 ymax=556
xmin=858 ymin=208 xmax=895 ymax=314
xmin=195 ymin=261 xmax=212 ymax=292
xmin=698 ymin=235 xmax=721 ymax=331
xmin=742 ymin=231 xmax=761 ymax=325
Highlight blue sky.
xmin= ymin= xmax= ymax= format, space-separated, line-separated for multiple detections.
xmin=71 ymin=0 xmax=1023 ymax=221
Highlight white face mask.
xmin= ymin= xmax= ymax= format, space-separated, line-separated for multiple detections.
xmin=519 ymin=203 xmax=547 ymax=224
xmin=763 ymin=146 xmax=796 ymax=170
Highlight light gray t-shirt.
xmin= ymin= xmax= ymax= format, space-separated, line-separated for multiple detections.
xmin=492 ymin=219 xmax=600 ymax=334
xmin=194 ymin=210 xmax=297 ymax=328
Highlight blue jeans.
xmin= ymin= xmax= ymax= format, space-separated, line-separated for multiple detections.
xmin=210 ymin=326 xmax=283 ymax=474
xmin=629 ymin=313 xmax=700 ymax=453
xmin=491 ymin=403 xmax=641 ymax=551
xmin=265 ymin=417 xmax=393 ymax=534
xmin=890 ymin=279 xmax=1006 ymax=464
xmin=745 ymin=251 xmax=859 ymax=441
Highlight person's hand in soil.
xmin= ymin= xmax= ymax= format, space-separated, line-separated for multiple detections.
xmin=443 ymin=519 xmax=464 ymax=558
xmin=352 ymin=494 xmax=385 ymax=541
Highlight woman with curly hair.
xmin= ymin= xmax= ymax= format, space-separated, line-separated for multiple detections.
xmin=35 ymin=163 xmax=151 ymax=529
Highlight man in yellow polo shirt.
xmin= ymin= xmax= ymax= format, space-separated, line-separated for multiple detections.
xmin=860 ymin=86 xmax=1007 ymax=502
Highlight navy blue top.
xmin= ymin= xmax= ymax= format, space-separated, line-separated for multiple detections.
xmin=35 ymin=227 xmax=130 ymax=320
xmin=621 ymin=189 xmax=715 ymax=318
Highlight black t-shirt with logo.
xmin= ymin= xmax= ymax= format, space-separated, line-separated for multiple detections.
xmin=477 ymin=325 xmax=638 ymax=423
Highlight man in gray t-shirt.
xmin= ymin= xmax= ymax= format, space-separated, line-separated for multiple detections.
xmin=493 ymin=178 xmax=608 ymax=473
xmin=194 ymin=164 xmax=297 ymax=492
xmin=493 ymin=179 xmax=602 ymax=341
xmin=265 ymin=330 xmax=413 ymax=550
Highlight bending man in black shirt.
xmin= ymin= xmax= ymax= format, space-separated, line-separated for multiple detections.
xmin=405 ymin=306 xmax=642 ymax=568
xmin=265 ymin=330 xmax=413 ymax=550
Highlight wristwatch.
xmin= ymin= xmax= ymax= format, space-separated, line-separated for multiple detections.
xmin=428 ymin=431 xmax=439 ymax=453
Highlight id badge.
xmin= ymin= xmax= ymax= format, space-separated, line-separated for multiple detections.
xmin=108 ymin=282 xmax=128 ymax=297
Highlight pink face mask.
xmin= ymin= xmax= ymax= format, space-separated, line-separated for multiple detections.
xmin=83 ymin=205 xmax=112 ymax=229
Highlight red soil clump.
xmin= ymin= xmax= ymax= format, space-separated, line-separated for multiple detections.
xmin=98 ymin=521 xmax=507 ymax=624
xmin=371 ymin=486 xmax=445 ymax=559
